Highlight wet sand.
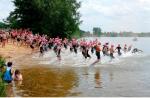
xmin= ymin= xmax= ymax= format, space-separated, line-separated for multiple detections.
xmin=0 ymin=43 xmax=31 ymax=64
xmin=0 ymin=43 xmax=40 ymax=67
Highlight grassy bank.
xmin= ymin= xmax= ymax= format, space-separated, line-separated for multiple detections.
xmin=0 ymin=56 xmax=6 ymax=97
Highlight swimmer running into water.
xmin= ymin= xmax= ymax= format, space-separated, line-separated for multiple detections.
xmin=116 ymin=44 xmax=122 ymax=56
xmin=132 ymin=48 xmax=143 ymax=53
xmin=90 ymin=42 xmax=101 ymax=66
xmin=109 ymin=45 xmax=115 ymax=61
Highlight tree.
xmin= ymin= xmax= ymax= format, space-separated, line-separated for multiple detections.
xmin=7 ymin=0 xmax=44 ymax=32
xmin=93 ymin=27 xmax=102 ymax=37
xmin=0 ymin=22 xmax=8 ymax=28
xmin=7 ymin=0 xmax=81 ymax=38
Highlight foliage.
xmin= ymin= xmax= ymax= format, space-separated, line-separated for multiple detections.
xmin=93 ymin=27 xmax=102 ymax=37
xmin=0 ymin=56 xmax=6 ymax=97
xmin=7 ymin=0 xmax=81 ymax=38
xmin=0 ymin=80 xmax=6 ymax=97
xmin=0 ymin=56 xmax=5 ymax=67
xmin=71 ymin=29 xmax=81 ymax=39
xmin=0 ymin=22 xmax=8 ymax=29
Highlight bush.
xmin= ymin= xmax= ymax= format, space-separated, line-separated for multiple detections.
xmin=0 ymin=56 xmax=5 ymax=66
xmin=0 ymin=83 xmax=6 ymax=97
xmin=0 ymin=56 xmax=6 ymax=97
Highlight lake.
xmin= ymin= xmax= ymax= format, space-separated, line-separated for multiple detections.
xmin=10 ymin=37 xmax=150 ymax=97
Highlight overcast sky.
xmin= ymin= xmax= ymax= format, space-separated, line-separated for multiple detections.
xmin=0 ymin=0 xmax=150 ymax=32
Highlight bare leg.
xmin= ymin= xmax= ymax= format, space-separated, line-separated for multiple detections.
xmin=90 ymin=59 xmax=100 ymax=66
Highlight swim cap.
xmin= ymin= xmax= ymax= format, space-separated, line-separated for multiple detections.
xmin=98 ymin=42 xmax=101 ymax=45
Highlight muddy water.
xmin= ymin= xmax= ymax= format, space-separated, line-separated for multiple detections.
xmin=14 ymin=57 xmax=150 ymax=97
xmin=16 ymin=67 xmax=79 ymax=97
xmin=7 ymin=37 xmax=150 ymax=97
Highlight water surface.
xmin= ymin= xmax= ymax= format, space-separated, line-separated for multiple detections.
xmin=11 ymin=37 xmax=150 ymax=97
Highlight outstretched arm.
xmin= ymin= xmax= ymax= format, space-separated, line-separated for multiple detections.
xmin=138 ymin=49 xmax=143 ymax=52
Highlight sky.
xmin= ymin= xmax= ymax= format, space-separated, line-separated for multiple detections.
xmin=0 ymin=0 xmax=15 ymax=21
xmin=0 ymin=0 xmax=150 ymax=32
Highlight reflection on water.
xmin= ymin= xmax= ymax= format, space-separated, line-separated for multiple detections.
xmin=109 ymin=71 xmax=114 ymax=82
xmin=6 ymin=85 xmax=14 ymax=97
xmin=14 ymin=67 xmax=79 ymax=97
xmin=94 ymin=68 xmax=102 ymax=88
xmin=82 ymin=67 xmax=89 ymax=75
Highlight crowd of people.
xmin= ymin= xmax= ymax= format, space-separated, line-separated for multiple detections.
xmin=0 ymin=29 xmax=143 ymax=66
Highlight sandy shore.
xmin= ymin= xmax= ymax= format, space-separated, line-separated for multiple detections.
xmin=0 ymin=42 xmax=40 ymax=67
xmin=0 ymin=43 xmax=36 ymax=97
xmin=0 ymin=43 xmax=31 ymax=60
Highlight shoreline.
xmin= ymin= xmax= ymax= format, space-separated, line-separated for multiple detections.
xmin=0 ymin=43 xmax=34 ymax=97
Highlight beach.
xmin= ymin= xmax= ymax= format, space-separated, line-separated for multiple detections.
xmin=1 ymin=0 xmax=150 ymax=97
xmin=1 ymin=37 xmax=150 ymax=97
